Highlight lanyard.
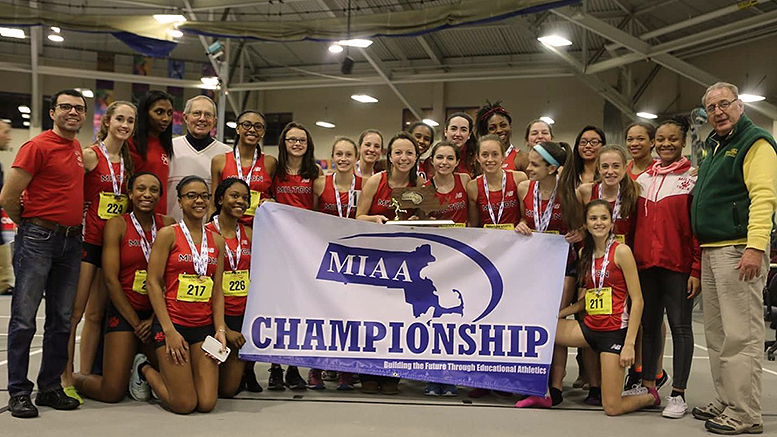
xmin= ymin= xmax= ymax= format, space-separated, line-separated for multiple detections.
xmin=483 ymin=171 xmax=506 ymax=225
xmin=213 ymin=216 xmax=241 ymax=271
xmin=533 ymin=178 xmax=558 ymax=232
xmin=591 ymin=235 xmax=615 ymax=293
xmin=179 ymin=221 xmax=209 ymax=276
xmin=505 ymin=143 xmax=514 ymax=157
xmin=417 ymin=161 xmax=427 ymax=181
xmin=355 ymin=160 xmax=362 ymax=177
xmin=333 ymin=172 xmax=356 ymax=219
xmin=234 ymin=147 xmax=258 ymax=184
xmin=98 ymin=142 xmax=124 ymax=196
xmin=130 ymin=212 xmax=156 ymax=263
xmin=597 ymin=184 xmax=621 ymax=220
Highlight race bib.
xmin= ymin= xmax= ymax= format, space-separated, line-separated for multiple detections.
xmin=98 ymin=192 xmax=128 ymax=220
xmin=176 ymin=274 xmax=213 ymax=302
xmin=541 ymin=230 xmax=560 ymax=235
xmin=441 ymin=223 xmax=466 ymax=228
xmin=132 ymin=270 xmax=148 ymax=295
xmin=223 ymin=270 xmax=250 ymax=296
xmin=484 ymin=223 xmax=515 ymax=230
xmin=615 ymin=234 xmax=626 ymax=244
xmin=585 ymin=287 xmax=613 ymax=316
xmin=245 ymin=190 xmax=261 ymax=216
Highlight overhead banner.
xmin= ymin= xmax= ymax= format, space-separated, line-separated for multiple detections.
xmin=240 ymin=203 xmax=568 ymax=396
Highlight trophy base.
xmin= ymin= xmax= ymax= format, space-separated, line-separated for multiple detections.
xmin=385 ymin=220 xmax=456 ymax=227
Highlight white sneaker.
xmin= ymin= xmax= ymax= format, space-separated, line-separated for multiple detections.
xmin=662 ymin=395 xmax=687 ymax=419
xmin=129 ymin=353 xmax=152 ymax=402
xmin=622 ymin=386 xmax=648 ymax=396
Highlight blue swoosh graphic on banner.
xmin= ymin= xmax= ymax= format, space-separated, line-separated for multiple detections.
xmin=340 ymin=232 xmax=503 ymax=322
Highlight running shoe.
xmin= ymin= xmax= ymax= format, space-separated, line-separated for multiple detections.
xmin=322 ymin=370 xmax=338 ymax=381
xmin=515 ymin=395 xmax=552 ymax=408
xmin=63 ymin=385 xmax=83 ymax=405
xmin=441 ymin=384 xmax=459 ymax=397
xmin=692 ymin=402 xmax=724 ymax=421
xmin=705 ymin=414 xmax=764 ymax=435
xmin=622 ymin=386 xmax=648 ymax=396
xmin=268 ymin=366 xmax=285 ymax=391
xmin=285 ymin=366 xmax=307 ymax=390
xmin=655 ymin=370 xmax=671 ymax=390
xmin=662 ymin=395 xmax=687 ymax=419
xmin=424 ymin=383 xmax=442 ymax=396
xmin=337 ymin=372 xmax=355 ymax=391
xmin=381 ymin=379 xmax=399 ymax=395
xmin=361 ymin=380 xmax=379 ymax=394
xmin=584 ymin=390 xmax=602 ymax=406
xmin=307 ymin=369 xmax=325 ymax=390
xmin=624 ymin=367 xmax=642 ymax=391
xmin=129 ymin=354 xmax=151 ymax=401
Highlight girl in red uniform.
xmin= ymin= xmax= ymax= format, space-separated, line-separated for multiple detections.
xmin=407 ymin=121 xmax=435 ymax=181
xmin=516 ymin=200 xmax=660 ymax=415
xmin=205 ymin=177 xmax=253 ymax=398
xmin=426 ymin=141 xmax=470 ymax=227
xmin=132 ymin=175 xmax=227 ymax=414
xmin=62 ymin=101 xmax=136 ymax=401
xmin=357 ymin=131 xmax=423 ymax=224
xmin=625 ymin=122 xmax=657 ymax=180
xmin=129 ymin=90 xmax=174 ymax=215
xmin=355 ymin=129 xmax=384 ymax=179
xmin=272 ymin=122 xmax=323 ymax=210
xmin=73 ymin=172 xmax=174 ymax=402
xmin=524 ymin=119 xmax=554 ymax=150
xmin=475 ymin=101 xmax=528 ymax=172
xmin=211 ymin=110 xmax=277 ymax=227
xmin=466 ymin=134 xmax=527 ymax=229
xmin=514 ymin=141 xmax=584 ymax=406
xmin=443 ymin=112 xmax=477 ymax=176
xmin=314 ymin=138 xmax=362 ymax=220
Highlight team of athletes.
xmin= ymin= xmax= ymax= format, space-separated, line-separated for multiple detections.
xmin=64 ymin=95 xmax=701 ymax=419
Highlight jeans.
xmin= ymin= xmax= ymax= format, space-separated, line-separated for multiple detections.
xmin=7 ymin=223 xmax=82 ymax=396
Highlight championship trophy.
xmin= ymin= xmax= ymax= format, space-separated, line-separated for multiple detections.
xmin=387 ymin=185 xmax=456 ymax=227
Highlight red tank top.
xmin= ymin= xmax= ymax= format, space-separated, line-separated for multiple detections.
xmin=369 ymin=171 xmax=414 ymax=220
xmin=584 ymin=241 xmax=630 ymax=332
xmin=205 ymin=221 xmax=251 ymax=316
xmin=626 ymin=159 xmax=657 ymax=181
xmin=222 ymin=151 xmax=272 ymax=225
xmin=164 ymin=225 xmax=219 ymax=327
xmin=273 ymin=173 xmax=315 ymax=210
xmin=318 ymin=173 xmax=363 ymax=219
xmin=426 ymin=173 xmax=468 ymax=224
xmin=457 ymin=144 xmax=471 ymax=176
xmin=119 ymin=213 xmax=165 ymax=312
xmin=501 ymin=146 xmax=518 ymax=171
xmin=475 ymin=172 xmax=519 ymax=226
xmin=83 ymin=145 xmax=126 ymax=245
xmin=522 ymin=180 xmax=566 ymax=233
xmin=589 ymin=183 xmax=635 ymax=244
xmin=129 ymin=136 xmax=169 ymax=214
xmin=418 ymin=157 xmax=434 ymax=181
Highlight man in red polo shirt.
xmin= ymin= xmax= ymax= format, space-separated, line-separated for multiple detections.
xmin=0 ymin=89 xmax=86 ymax=418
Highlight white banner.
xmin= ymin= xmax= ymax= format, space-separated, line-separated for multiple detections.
xmin=240 ymin=203 xmax=569 ymax=395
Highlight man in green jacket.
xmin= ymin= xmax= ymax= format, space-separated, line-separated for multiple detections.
xmin=691 ymin=82 xmax=777 ymax=435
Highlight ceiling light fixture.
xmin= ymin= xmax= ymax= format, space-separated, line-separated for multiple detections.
xmin=21 ymin=113 xmax=30 ymax=119
xmin=200 ymin=76 xmax=220 ymax=89
xmin=23 ymin=121 xmax=30 ymax=127
xmin=75 ymin=88 xmax=94 ymax=98
xmin=18 ymin=105 xmax=30 ymax=114
xmin=48 ymin=34 xmax=64 ymax=43
xmin=637 ymin=112 xmax=658 ymax=119
xmin=168 ymin=29 xmax=183 ymax=38
xmin=226 ymin=121 xmax=237 ymax=129
xmin=422 ymin=118 xmax=439 ymax=127
xmin=154 ymin=14 xmax=187 ymax=24
xmin=739 ymin=93 xmax=766 ymax=102
xmin=51 ymin=27 xmax=60 ymax=33
xmin=351 ymin=94 xmax=378 ymax=103
xmin=540 ymin=116 xmax=555 ymax=125
xmin=0 ymin=27 xmax=26 ymax=39
xmin=538 ymin=35 xmax=572 ymax=47
xmin=328 ymin=44 xmax=344 ymax=53
xmin=316 ymin=121 xmax=336 ymax=129
xmin=338 ymin=39 xmax=373 ymax=48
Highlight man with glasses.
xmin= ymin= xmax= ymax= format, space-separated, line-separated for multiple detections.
xmin=166 ymin=95 xmax=230 ymax=221
xmin=691 ymin=82 xmax=777 ymax=435
xmin=0 ymin=89 xmax=87 ymax=417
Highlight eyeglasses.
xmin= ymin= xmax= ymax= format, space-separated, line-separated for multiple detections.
xmin=189 ymin=111 xmax=214 ymax=120
xmin=56 ymin=103 xmax=87 ymax=114
xmin=579 ymin=139 xmax=602 ymax=147
xmin=705 ymin=99 xmax=738 ymax=114
xmin=179 ymin=192 xmax=211 ymax=201
xmin=286 ymin=137 xmax=308 ymax=145
xmin=239 ymin=121 xmax=266 ymax=132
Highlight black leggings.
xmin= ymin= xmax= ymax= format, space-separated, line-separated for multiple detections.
xmin=639 ymin=267 xmax=694 ymax=390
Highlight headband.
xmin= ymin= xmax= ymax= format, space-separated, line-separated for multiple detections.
xmin=480 ymin=106 xmax=510 ymax=122
xmin=533 ymin=144 xmax=560 ymax=168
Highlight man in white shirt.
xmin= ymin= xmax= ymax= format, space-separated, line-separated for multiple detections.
xmin=167 ymin=95 xmax=231 ymax=221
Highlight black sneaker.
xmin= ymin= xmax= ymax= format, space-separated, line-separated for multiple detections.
xmin=35 ymin=388 xmax=80 ymax=410
xmin=9 ymin=394 xmax=38 ymax=418
xmin=285 ymin=366 xmax=307 ymax=390
xmin=268 ymin=366 xmax=285 ymax=391
xmin=624 ymin=367 xmax=642 ymax=391
xmin=243 ymin=364 xmax=263 ymax=393
xmin=655 ymin=370 xmax=671 ymax=390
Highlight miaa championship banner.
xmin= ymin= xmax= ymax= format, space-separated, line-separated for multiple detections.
xmin=240 ymin=203 xmax=569 ymax=396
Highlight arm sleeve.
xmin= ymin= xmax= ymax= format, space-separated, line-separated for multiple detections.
xmin=742 ymin=139 xmax=777 ymax=251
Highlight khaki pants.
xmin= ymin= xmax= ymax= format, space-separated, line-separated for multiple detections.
xmin=701 ymin=245 xmax=767 ymax=425
xmin=0 ymin=242 xmax=13 ymax=291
